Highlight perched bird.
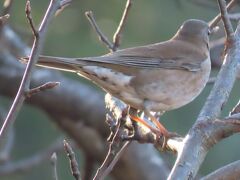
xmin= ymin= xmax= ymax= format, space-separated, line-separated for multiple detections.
xmin=21 ymin=19 xmax=211 ymax=138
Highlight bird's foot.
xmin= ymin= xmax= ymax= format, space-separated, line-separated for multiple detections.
xmin=155 ymin=131 xmax=179 ymax=151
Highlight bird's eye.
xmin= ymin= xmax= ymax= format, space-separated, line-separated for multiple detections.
xmin=208 ymin=29 xmax=211 ymax=35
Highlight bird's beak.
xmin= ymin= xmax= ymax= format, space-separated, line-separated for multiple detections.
xmin=209 ymin=26 xmax=219 ymax=35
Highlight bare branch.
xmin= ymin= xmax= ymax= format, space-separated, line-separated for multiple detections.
xmin=105 ymin=94 xmax=183 ymax=153
xmin=231 ymin=100 xmax=240 ymax=115
xmin=0 ymin=39 xmax=169 ymax=179
xmin=101 ymin=141 xmax=130 ymax=179
xmin=0 ymin=0 xmax=70 ymax=144
xmin=93 ymin=115 xmax=125 ymax=180
xmin=201 ymin=160 xmax=240 ymax=180
xmin=25 ymin=81 xmax=60 ymax=98
xmin=56 ymin=0 xmax=72 ymax=16
xmin=209 ymin=0 xmax=236 ymax=29
xmin=168 ymin=9 xmax=240 ymax=180
xmin=64 ymin=140 xmax=81 ymax=180
xmin=0 ymin=3 xmax=170 ymax=179
xmin=25 ymin=1 xmax=38 ymax=37
xmin=112 ymin=0 xmax=132 ymax=50
xmin=50 ymin=152 xmax=59 ymax=180
xmin=228 ymin=113 xmax=240 ymax=120
xmin=217 ymin=0 xmax=234 ymax=42
xmin=85 ymin=11 xmax=114 ymax=51
xmin=59 ymin=0 xmax=72 ymax=7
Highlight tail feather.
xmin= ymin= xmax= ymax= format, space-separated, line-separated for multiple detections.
xmin=20 ymin=56 xmax=84 ymax=73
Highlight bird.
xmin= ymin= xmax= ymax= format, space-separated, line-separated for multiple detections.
xmin=21 ymin=19 xmax=211 ymax=139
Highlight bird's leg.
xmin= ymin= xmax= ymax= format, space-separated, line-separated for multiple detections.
xmin=143 ymin=110 xmax=170 ymax=138
xmin=144 ymin=109 xmax=172 ymax=149
xmin=129 ymin=107 xmax=161 ymax=136
xmin=154 ymin=111 xmax=163 ymax=121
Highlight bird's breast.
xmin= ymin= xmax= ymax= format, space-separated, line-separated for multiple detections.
xmin=131 ymin=56 xmax=211 ymax=111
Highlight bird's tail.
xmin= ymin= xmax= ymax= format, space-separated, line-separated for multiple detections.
xmin=20 ymin=56 xmax=86 ymax=73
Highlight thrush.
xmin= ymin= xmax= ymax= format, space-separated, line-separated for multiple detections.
xmin=21 ymin=19 xmax=211 ymax=138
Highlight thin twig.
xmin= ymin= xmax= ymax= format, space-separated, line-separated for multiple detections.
xmin=217 ymin=0 xmax=234 ymax=41
xmin=93 ymin=121 xmax=121 ymax=180
xmin=59 ymin=0 xmax=72 ymax=7
xmin=209 ymin=0 xmax=236 ymax=29
xmin=25 ymin=81 xmax=60 ymax=98
xmin=230 ymin=100 xmax=240 ymax=115
xmin=227 ymin=113 xmax=240 ymax=120
xmin=25 ymin=1 xmax=38 ymax=38
xmin=105 ymin=94 xmax=182 ymax=152
xmin=0 ymin=0 xmax=69 ymax=143
xmin=63 ymin=140 xmax=81 ymax=180
xmin=87 ymin=2 xmax=134 ymax=178
xmin=100 ymin=141 xmax=130 ymax=178
xmin=50 ymin=152 xmax=59 ymax=180
xmin=0 ymin=21 xmax=169 ymax=180
xmin=56 ymin=0 xmax=72 ymax=16
xmin=112 ymin=0 xmax=132 ymax=51
xmin=85 ymin=11 xmax=114 ymax=51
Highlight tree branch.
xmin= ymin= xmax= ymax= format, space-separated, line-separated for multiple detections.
xmin=231 ymin=100 xmax=240 ymax=115
xmin=0 ymin=0 xmax=68 ymax=145
xmin=99 ymin=141 xmax=130 ymax=179
xmin=93 ymin=107 xmax=130 ymax=180
xmin=112 ymin=0 xmax=132 ymax=51
xmin=26 ymin=81 xmax=60 ymax=98
xmin=50 ymin=152 xmax=59 ymax=180
xmin=104 ymin=94 xmax=183 ymax=153
xmin=85 ymin=11 xmax=114 ymax=51
xmin=64 ymin=140 xmax=81 ymax=180
xmin=217 ymin=0 xmax=234 ymax=42
xmin=209 ymin=0 xmax=236 ymax=29
xmin=0 ymin=27 xmax=170 ymax=180
xmin=168 ymin=2 xmax=240 ymax=179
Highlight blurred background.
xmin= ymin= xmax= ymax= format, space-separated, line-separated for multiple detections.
xmin=0 ymin=0 xmax=239 ymax=179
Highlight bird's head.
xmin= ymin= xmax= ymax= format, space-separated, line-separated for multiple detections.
xmin=173 ymin=19 xmax=210 ymax=48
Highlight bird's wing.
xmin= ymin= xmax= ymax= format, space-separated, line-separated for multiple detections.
xmin=75 ymin=41 xmax=207 ymax=72
xmin=20 ymin=41 xmax=206 ymax=72
xmin=88 ymin=55 xmax=202 ymax=72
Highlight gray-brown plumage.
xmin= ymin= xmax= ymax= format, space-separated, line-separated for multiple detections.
xmin=21 ymin=19 xmax=211 ymax=137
